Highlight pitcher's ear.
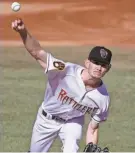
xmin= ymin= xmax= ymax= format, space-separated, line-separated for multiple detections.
xmin=85 ymin=59 xmax=90 ymax=69
xmin=107 ymin=64 xmax=111 ymax=72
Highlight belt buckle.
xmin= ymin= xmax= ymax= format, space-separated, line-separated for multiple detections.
xmin=55 ymin=116 xmax=65 ymax=122
xmin=46 ymin=113 xmax=52 ymax=120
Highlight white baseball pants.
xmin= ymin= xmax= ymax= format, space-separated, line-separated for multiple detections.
xmin=29 ymin=106 xmax=84 ymax=152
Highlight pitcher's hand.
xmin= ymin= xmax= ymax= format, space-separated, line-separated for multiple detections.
xmin=12 ymin=18 xmax=25 ymax=33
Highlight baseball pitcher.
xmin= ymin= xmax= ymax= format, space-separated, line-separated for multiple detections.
xmin=12 ymin=19 xmax=112 ymax=152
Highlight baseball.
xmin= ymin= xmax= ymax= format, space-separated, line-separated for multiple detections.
xmin=11 ymin=2 xmax=21 ymax=12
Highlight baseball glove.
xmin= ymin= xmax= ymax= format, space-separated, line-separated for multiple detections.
xmin=83 ymin=142 xmax=109 ymax=152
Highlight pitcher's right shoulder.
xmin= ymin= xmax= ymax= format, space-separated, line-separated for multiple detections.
xmin=65 ymin=62 xmax=84 ymax=77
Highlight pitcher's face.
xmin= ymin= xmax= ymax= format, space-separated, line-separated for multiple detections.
xmin=85 ymin=59 xmax=111 ymax=79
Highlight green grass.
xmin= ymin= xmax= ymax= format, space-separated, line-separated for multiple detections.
xmin=1 ymin=46 xmax=135 ymax=151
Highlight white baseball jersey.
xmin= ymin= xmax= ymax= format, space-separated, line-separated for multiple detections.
xmin=41 ymin=53 xmax=110 ymax=122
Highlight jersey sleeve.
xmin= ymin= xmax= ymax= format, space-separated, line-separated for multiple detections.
xmin=91 ymin=98 xmax=110 ymax=123
xmin=91 ymin=108 xmax=109 ymax=123
xmin=45 ymin=53 xmax=66 ymax=74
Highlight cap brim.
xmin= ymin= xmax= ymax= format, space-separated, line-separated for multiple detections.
xmin=90 ymin=57 xmax=110 ymax=64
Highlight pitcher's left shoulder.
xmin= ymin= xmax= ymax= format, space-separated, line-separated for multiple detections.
xmin=97 ymin=83 xmax=110 ymax=97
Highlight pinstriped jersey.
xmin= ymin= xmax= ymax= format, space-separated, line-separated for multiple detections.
xmin=41 ymin=53 xmax=110 ymax=122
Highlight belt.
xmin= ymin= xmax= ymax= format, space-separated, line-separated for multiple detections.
xmin=42 ymin=110 xmax=66 ymax=122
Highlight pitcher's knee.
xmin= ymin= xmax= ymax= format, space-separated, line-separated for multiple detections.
xmin=63 ymin=138 xmax=80 ymax=153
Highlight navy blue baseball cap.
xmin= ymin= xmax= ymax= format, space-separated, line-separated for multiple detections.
xmin=88 ymin=46 xmax=112 ymax=64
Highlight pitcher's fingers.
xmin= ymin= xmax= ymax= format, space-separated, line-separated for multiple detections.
xmin=18 ymin=18 xmax=23 ymax=26
xmin=14 ymin=20 xmax=18 ymax=27
xmin=12 ymin=22 xmax=16 ymax=29
xmin=17 ymin=19 xmax=21 ymax=24
xmin=18 ymin=25 xmax=22 ymax=30
xmin=12 ymin=21 xmax=19 ymax=31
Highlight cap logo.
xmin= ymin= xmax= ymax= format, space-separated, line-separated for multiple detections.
xmin=100 ymin=49 xmax=108 ymax=58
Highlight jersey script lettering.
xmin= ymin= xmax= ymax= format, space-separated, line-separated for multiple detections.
xmin=58 ymin=89 xmax=96 ymax=114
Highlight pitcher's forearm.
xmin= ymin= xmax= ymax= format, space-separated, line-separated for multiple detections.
xmin=86 ymin=121 xmax=99 ymax=145
xmin=86 ymin=128 xmax=98 ymax=145
xmin=12 ymin=19 xmax=48 ymax=68
xmin=19 ymin=29 xmax=43 ymax=59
